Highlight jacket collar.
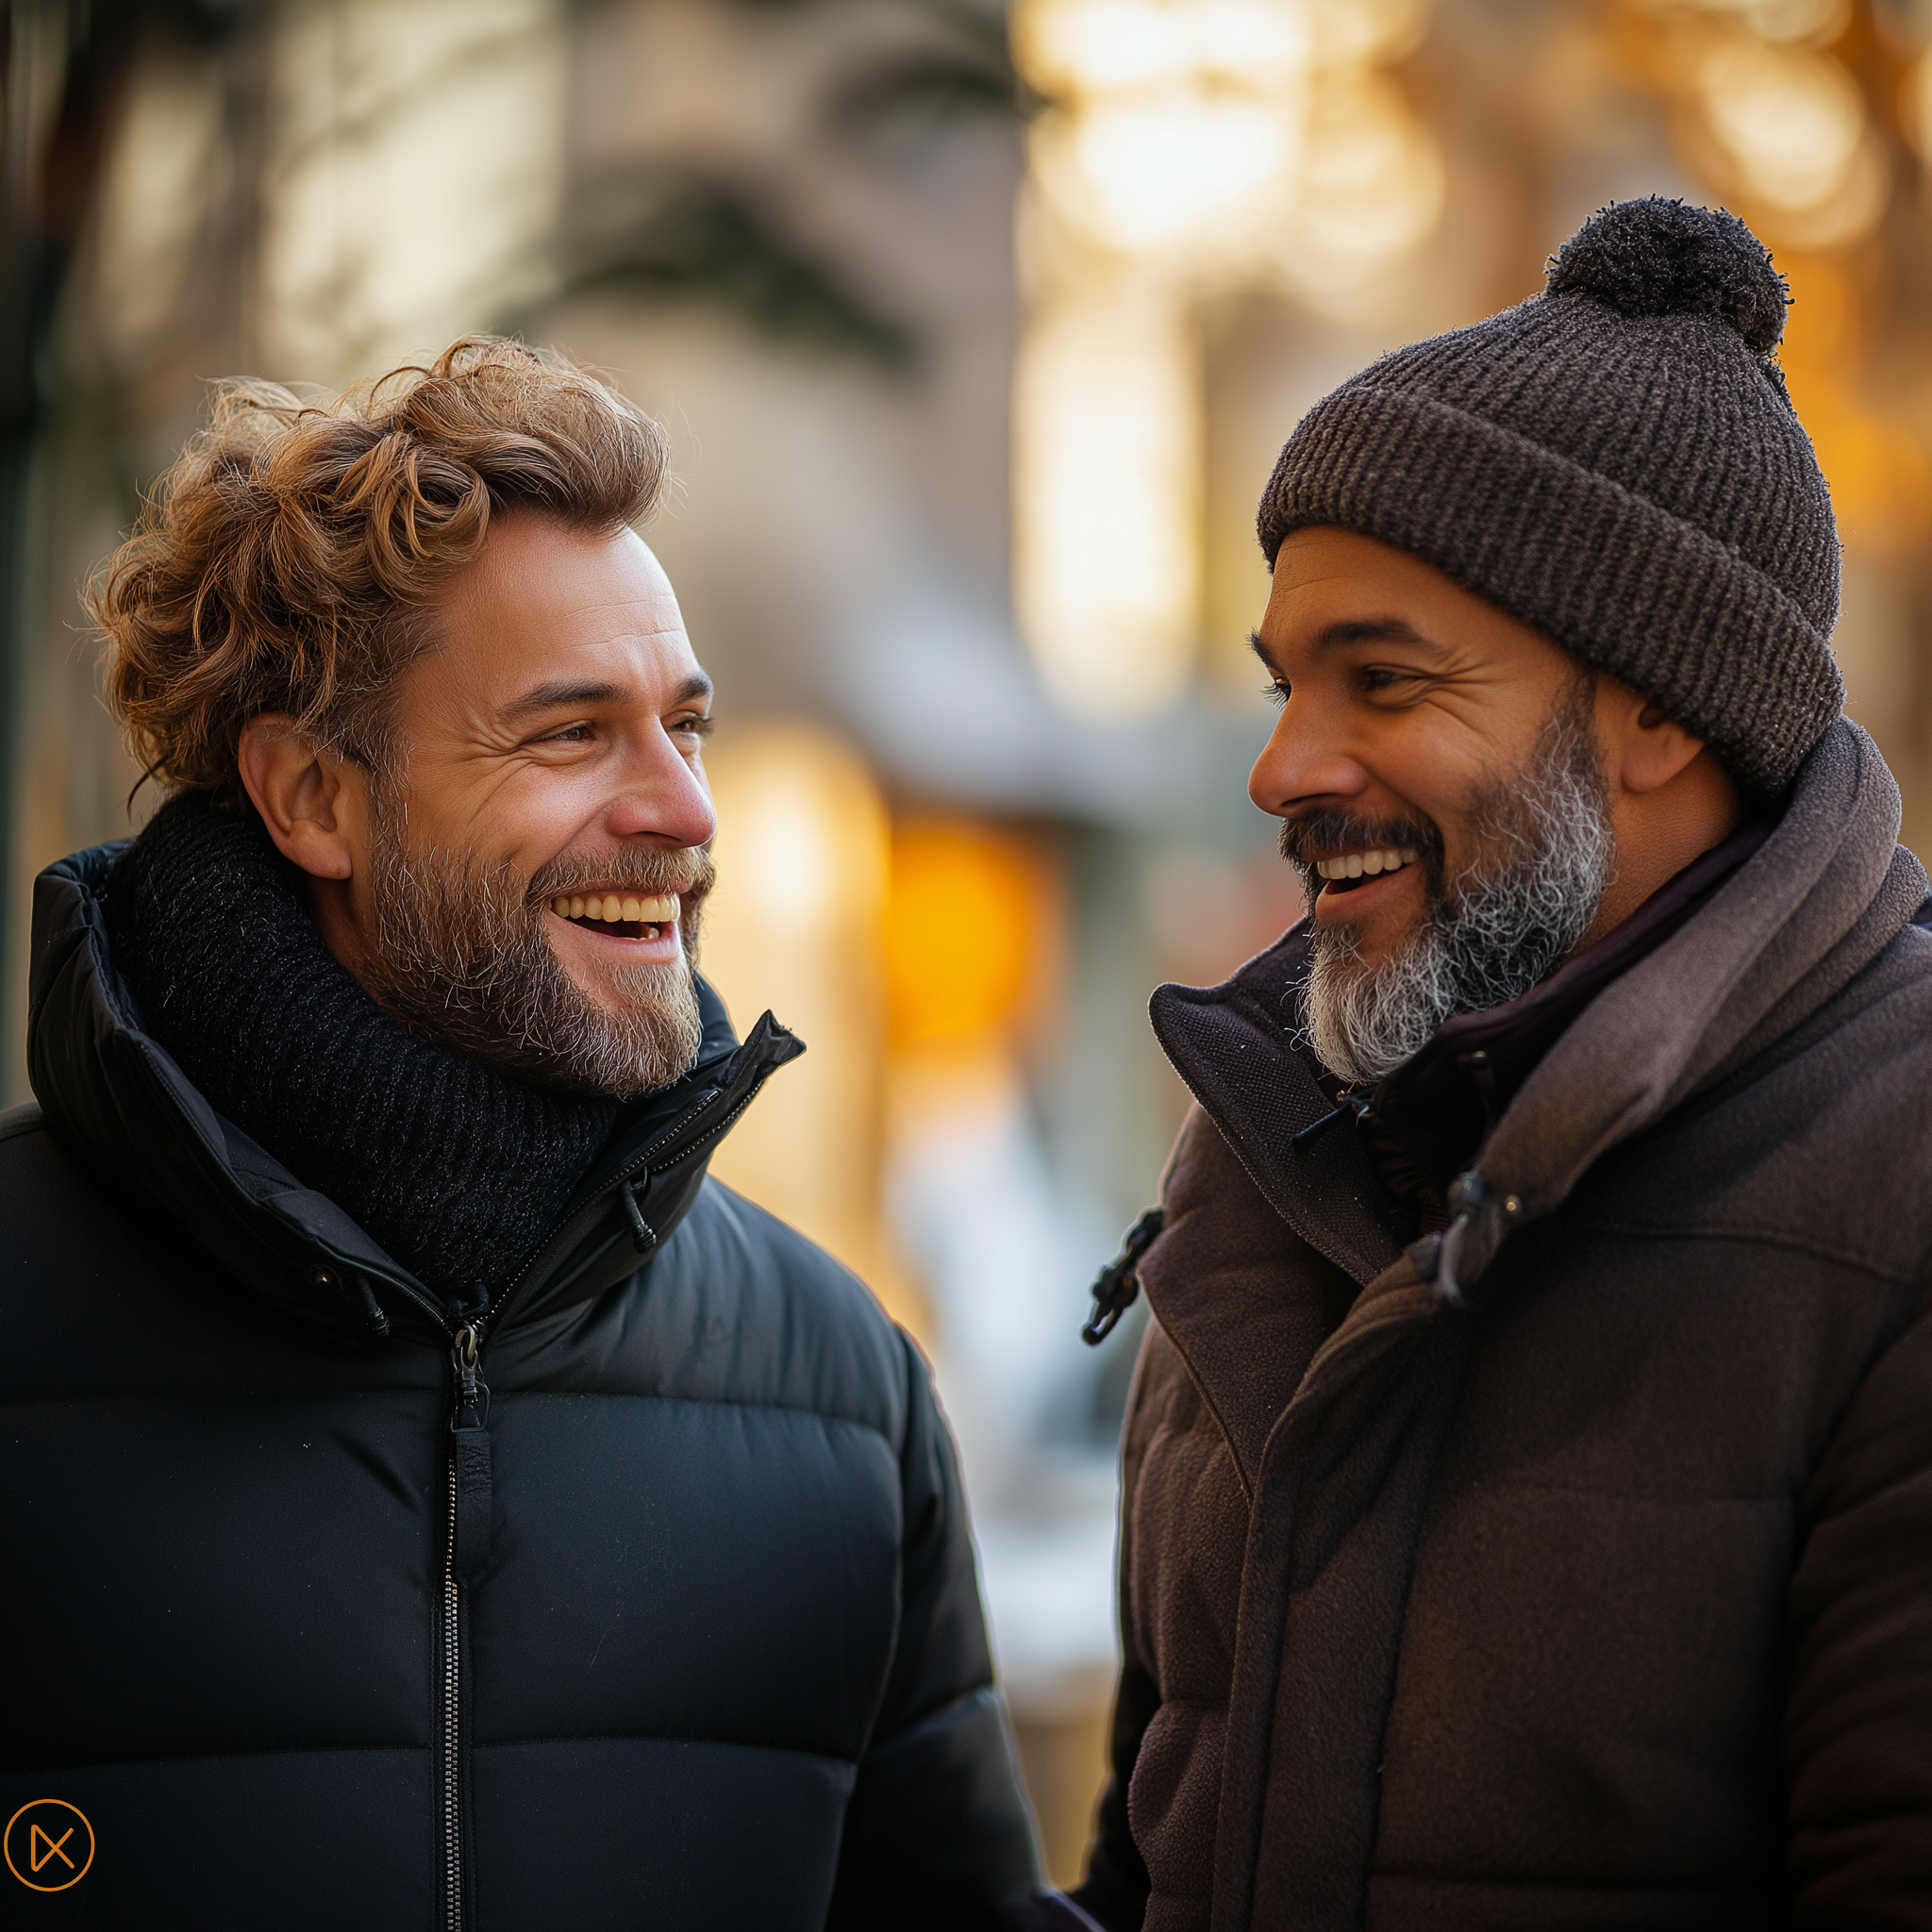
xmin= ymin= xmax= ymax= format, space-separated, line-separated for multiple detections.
xmin=1152 ymin=718 xmax=1926 ymax=1324
xmin=25 ymin=839 xmax=803 ymax=1349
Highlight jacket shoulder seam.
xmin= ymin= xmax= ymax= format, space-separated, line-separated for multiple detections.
xmin=500 ymin=1384 xmax=900 ymax=1445
xmin=1563 ymin=1217 xmax=1917 ymax=1286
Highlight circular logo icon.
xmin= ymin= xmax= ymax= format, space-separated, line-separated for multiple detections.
xmin=5 ymin=1800 xmax=94 ymax=1892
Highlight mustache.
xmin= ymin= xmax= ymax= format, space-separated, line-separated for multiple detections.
xmin=527 ymin=844 xmax=717 ymax=908
xmin=1278 ymin=809 xmax=1442 ymax=876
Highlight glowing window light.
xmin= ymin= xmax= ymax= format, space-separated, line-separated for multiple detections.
xmin=698 ymin=722 xmax=918 ymax=1321
xmin=1011 ymin=0 xmax=1443 ymax=718
xmin=1695 ymin=38 xmax=1864 ymax=210
xmin=1013 ymin=291 xmax=1199 ymax=721
xmin=1018 ymin=0 xmax=1310 ymax=96
xmin=1031 ymin=90 xmax=1303 ymax=257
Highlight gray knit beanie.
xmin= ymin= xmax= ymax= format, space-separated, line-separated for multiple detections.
xmin=1257 ymin=197 xmax=1841 ymax=800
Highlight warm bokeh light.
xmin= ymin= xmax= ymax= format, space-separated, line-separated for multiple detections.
xmin=1670 ymin=0 xmax=1850 ymax=42
xmin=1012 ymin=286 xmax=1201 ymax=718
xmin=886 ymin=820 xmax=1048 ymax=1054
xmin=696 ymin=721 xmax=924 ymax=1332
xmin=1695 ymin=36 xmax=1873 ymax=212
xmin=1030 ymin=90 xmax=1303 ymax=259
xmin=1279 ymin=69 xmax=1444 ymax=278
xmin=1775 ymin=257 xmax=1932 ymax=556
xmin=1018 ymin=0 xmax=1310 ymax=96
xmin=1012 ymin=0 xmax=1442 ymax=719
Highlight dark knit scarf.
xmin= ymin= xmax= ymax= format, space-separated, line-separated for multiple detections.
xmin=107 ymin=793 xmax=621 ymax=1307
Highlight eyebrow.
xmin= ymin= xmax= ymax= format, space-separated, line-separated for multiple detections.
xmin=501 ymin=671 xmax=714 ymax=723
xmin=1248 ymin=617 xmax=1442 ymax=668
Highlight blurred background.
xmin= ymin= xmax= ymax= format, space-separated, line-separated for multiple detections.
xmin=7 ymin=0 xmax=1932 ymax=1883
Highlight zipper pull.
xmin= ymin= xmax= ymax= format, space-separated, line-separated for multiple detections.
xmin=451 ymin=1324 xmax=487 ymax=1428
xmin=449 ymin=1325 xmax=494 ymax=1582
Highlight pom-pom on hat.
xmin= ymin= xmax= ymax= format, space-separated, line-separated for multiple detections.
xmin=1257 ymin=197 xmax=1840 ymax=799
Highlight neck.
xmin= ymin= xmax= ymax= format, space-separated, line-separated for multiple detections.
xmin=302 ymin=871 xmax=381 ymax=1001
xmin=1578 ymin=746 xmax=1744 ymax=950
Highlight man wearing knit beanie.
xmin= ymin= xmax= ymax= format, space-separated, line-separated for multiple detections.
xmin=1062 ymin=201 xmax=1932 ymax=1931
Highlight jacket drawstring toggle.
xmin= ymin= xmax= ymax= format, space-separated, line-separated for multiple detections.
xmin=1082 ymin=1207 xmax=1168 ymax=1345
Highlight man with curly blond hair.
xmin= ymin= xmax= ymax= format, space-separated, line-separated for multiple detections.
xmin=0 ymin=339 xmax=1039 ymax=1929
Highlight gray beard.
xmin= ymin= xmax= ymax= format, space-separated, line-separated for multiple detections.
xmin=1303 ymin=686 xmax=1614 ymax=1089
xmin=357 ymin=793 xmax=711 ymax=1099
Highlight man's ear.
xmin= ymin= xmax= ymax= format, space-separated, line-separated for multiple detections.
xmin=236 ymin=714 xmax=358 ymax=881
xmin=1594 ymin=677 xmax=1708 ymax=798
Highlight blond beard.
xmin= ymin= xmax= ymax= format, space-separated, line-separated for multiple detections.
xmin=358 ymin=791 xmax=715 ymax=1098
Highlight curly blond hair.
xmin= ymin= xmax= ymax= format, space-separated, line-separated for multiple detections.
xmin=92 ymin=337 xmax=670 ymax=805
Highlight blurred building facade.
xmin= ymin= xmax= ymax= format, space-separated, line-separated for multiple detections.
xmin=7 ymin=0 xmax=1932 ymax=1880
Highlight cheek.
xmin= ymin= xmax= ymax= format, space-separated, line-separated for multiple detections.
xmin=441 ymin=762 xmax=608 ymax=875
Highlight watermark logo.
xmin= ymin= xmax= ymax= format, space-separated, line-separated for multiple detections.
xmin=5 ymin=1800 xmax=94 ymax=1892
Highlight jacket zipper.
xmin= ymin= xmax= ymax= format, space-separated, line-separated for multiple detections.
xmin=441 ymin=1460 xmax=461 ymax=1930
xmin=430 ymin=1060 xmax=773 ymax=1928
xmin=441 ymin=1322 xmax=491 ymax=1929
xmin=470 ymin=1053 xmax=778 ymax=1347
xmin=441 ymin=1323 xmax=486 ymax=1931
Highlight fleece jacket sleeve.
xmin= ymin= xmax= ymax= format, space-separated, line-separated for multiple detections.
xmin=1787 ymin=1291 xmax=1932 ymax=1924
xmin=824 ymin=1329 xmax=1042 ymax=1930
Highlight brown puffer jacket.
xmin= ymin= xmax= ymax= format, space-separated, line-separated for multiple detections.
xmin=1076 ymin=720 xmax=1932 ymax=1931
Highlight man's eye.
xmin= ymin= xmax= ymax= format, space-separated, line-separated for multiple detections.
xmin=673 ymin=715 xmax=716 ymax=739
xmin=1265 ymin=678 xmax=1291 ymax=708
xmin=547 ymin=724 xmax=595 ymax=743
xmin=1359 ymin=666 xmax=1419 ymax=694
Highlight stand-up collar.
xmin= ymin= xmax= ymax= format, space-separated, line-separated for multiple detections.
xmin=1152 ymin=719 xmax=1927 ymax=1315
xmin=108 ymin=793 xmax=623 ymax=1307
xmin=26 ymin=833 xmax=803 ymax=1350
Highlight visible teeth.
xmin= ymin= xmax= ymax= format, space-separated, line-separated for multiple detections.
xmin=1316 ymin=848 xmax=1419 ymax=881
xmin=555 ymin=889 xmax=683 ymax=927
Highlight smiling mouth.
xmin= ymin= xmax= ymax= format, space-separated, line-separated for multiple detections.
xmin=549 ymin=891 xmax=681 ymax=941
xmin=1315 ymin=846 xmax=1421 ymax=895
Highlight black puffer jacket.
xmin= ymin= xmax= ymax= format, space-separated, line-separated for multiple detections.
xmin=0 ymin=842 xmax=1039 ymax=1928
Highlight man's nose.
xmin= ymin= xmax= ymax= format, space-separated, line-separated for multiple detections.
xmin=1248 ymin=706 xmax=1371 ymax=817
xmin=599 ymin=729 xmax=717 ymax=849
